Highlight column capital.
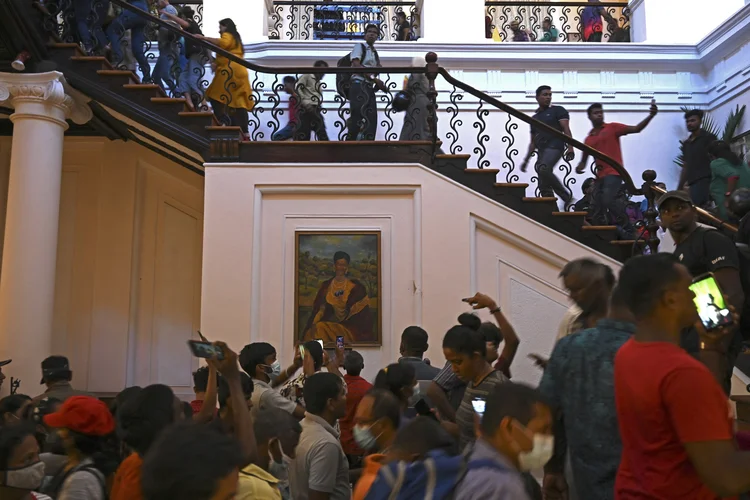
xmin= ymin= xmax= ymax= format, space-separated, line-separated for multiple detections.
xmin=0 ymin=71 xmax=92 ymax=127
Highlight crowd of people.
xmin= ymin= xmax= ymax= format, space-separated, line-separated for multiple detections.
xmin=3 ymin=193 xmax=750 ymax=499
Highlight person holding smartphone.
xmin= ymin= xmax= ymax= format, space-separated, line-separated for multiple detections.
xmin=658 ymin=190 xmax=744 ymax=393
xmin=613 ymin=254 xmax=750 ymax=499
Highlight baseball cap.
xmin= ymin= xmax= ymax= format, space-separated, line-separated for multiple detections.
xmin=40 ymin=355 xmax=71 ymax=384
xmin=0 ymin=359 xmax=10 ymax=367
xmin=656 ymin=190 xmax=693 ymax=210
xmin=43 ymin=396 xmax=115 ymax=436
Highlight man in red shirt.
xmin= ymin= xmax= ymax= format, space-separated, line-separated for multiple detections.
xmin=614 ymin=253 xmax=750 ymax=499
xmin=576 ymin=101 xmax=657 ymax=238
xmin=339 ymin=350 xmax=373 ymax=467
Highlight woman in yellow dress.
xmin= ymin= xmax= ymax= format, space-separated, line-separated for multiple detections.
xmin=196 ymin=18 xmax=254 ymax=135
xmin=302 ymin=251 xmax=374 ymax=344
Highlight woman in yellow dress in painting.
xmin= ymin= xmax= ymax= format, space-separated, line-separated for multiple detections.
xmin=197 ymin=18 xmax=254 ymax=136
xmin=303 ymin=251 xmax=373 ymax=344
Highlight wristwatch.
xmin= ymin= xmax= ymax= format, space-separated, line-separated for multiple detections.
xmin=489 ymin=306 xmax=501 ymax=314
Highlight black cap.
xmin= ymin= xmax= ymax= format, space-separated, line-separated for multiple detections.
xmin=0 ymin=359 xmax=10 ymax=367
xmin=40 ymin=355 xmax=71 ymax=384
xmin=656 ymin=190 xmax=693 ymax=210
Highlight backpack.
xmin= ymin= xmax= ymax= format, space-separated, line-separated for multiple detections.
xmin=363 ymin=449 xmax=509 ymax=500
xmin=42 ymin=462 xmax=108 ymax=499
xmin=336 ymin=43 xmax=381 ymax=99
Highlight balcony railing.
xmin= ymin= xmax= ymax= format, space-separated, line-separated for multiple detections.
xmin=485 ymin=1 xmax=630 ymax=42
xmin=270 ymin=1 xmax=419 ymax=41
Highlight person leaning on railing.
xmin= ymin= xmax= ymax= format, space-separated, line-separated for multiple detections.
xmin=160 ymin=5 xmax=207 ymax=111
xmin=195 ymin=18 xmax=254 ymax=136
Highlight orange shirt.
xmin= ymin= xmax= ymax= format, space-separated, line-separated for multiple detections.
xmin=111 ymin=452 xmax=143 ymax=500
xmin=352 ymin=453 xmax=386 ymax=500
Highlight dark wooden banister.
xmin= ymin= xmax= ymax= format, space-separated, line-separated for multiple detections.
xmin=650 ymin=184 xmax=738 ymax=233
xmin=437 ymin=67 xmax=638 ymax=194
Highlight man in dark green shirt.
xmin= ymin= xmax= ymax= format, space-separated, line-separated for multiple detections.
xmin=538 ymin=286 xmax=635 ymax=500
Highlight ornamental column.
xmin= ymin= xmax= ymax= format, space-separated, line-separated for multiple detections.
xmin=0 ymin=71 xmax=91 ymax=396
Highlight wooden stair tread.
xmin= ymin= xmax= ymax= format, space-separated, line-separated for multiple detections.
xmin=582 ymin=225 xmax=618 ymax=231
xmin=465 ymin=168 xmax=499 ymax=174
xmin=122 ymin=83 xmax=168 ymax=97
xmin=151 ymin=97 xmax=186 ymax=104
xmin=179 ymin=111 xmax=214 ymax=117
xmin=495 ymin=183 xmax=529 ymax=188
xmin=70 ymin=55 xmax=111 ymax=67
xmin=522 ymin=197 xmax=557 ymax=202
xmin=97 ymin=69 xmax=141 ymax=83
xmin=552 ymin=211 xmax=588 ymax=216
xmin=435 ymin=153 xmax=471 ymax=160
xmin=610 ymin=240 xmax=646 ymax=245
xmin=206 ymin=126 xmax=242 ymax=131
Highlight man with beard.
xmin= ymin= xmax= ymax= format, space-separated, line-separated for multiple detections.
xmin=658 ymin=190 xmax=743 ymax=394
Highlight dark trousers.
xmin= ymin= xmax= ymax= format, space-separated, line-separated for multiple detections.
xmin=297 ymin=108 xmax=329 ymax=141
xmin=210 ymin=99 xmax=249 ymax=135
xmin=535 ymin=148 xmax=571 ymax=203
xmin=347 ymin=80 xmax=378 ymax=141
xmin=689 ymin=177 xmax=712 ymax=207
xmin=591 ymin=175 xmax=633 ymax=234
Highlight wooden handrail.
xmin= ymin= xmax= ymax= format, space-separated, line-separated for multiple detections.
xmin=438 ymin=67 xmax=639 ymax=194
xmin=650 ymin=185 xmax=738 ymax=232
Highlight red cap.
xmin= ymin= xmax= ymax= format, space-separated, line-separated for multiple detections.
xmin=43 ymin=396 xmax=115 ymax=436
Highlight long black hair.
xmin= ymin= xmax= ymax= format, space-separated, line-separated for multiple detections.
xmin=374 ymin=362 xmax=415 ymax=404
xmin=708 ymin=140 xmax=742 ymax=166
xmin=118 ymin=384 xmax=177 ymax=456
xmin=67 ymin=430 xmax=120 ymax=476
xmin=219 ymin=18 xmax=243 ymax=53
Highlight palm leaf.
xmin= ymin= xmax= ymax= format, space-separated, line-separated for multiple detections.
xmin=722 ymin=104 xmax=747 ymax=141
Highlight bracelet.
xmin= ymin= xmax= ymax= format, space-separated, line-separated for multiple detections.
xmin=489 ymin=306 xmax=501 ymax=314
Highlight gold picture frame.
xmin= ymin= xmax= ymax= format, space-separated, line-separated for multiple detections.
xmin=294 ymin=231 xmax=382 ymax=347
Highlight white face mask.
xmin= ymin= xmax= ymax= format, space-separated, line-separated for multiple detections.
xmin=270 ymin=360 xmax=282 ymax=378
xmin=3 ymin=461 xmax=46 ymax=490
xmin=517 ymin=433 xmax=554 ymax=472
xmin=353 ymin=423 xmax=380 ymax=451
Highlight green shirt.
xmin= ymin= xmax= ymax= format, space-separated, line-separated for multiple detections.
xmin=710 ymin=158 xmax=750 ymax=219
xmin=540 ymin=28 xmax=559 ymax=42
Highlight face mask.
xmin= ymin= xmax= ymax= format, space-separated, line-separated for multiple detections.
xmin=3 ymin=461 xmax=46 ymax=490
xmin=517 ymin=433 xmax=554 ymax=472
xmin=353 ymin=424 xmax=380 ymax=451
xmin=263 ymin=361 xmax=282 ymax=379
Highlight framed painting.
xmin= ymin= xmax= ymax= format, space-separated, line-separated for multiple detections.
xmin=294 ymin=231 xmax=381 ymax=347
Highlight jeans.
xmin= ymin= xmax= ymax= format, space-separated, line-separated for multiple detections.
xmin=591 ymin=175 xmax=633 ymax=234
xmin=73 ymin=0 xmax=109 ymax=53
xmin=297 ymin=108 xmax=329 ymax=141
xmin=153 ymin=30 xmax=178 ymax=94
xmin=689 ymin=177 xmax=711 ymax=207
xmin=347 ymin=79 xmax=377 ymax=141
xmin=177 ymin=53 xmax=205 ymax=105
xmin=272 ymin=122 xmax=297 ymax=141
xmin=535 ymin=148 xmax=571 ymax=203
xmin=106 ymin=0 xmax=151 ymax=81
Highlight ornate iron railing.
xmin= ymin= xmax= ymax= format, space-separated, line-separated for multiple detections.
xmin=40 ymin=0 xmax=639 ymax=198
xmin=485 ymin=1 xmax=630 ymax=42
xmin=270 ymin=1 xmax=419 ymax=40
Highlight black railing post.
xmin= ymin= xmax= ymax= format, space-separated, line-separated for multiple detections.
xmin=641 ymin=169 xmax=660 ymax=255
xmin=425 ymin=51 xmax=439 ymax=161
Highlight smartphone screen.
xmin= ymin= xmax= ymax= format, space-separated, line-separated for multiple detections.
xmin=336 ymin=336 xmax=344 ymax=350
xmin=187 ymin=340 xmax=224 ymax=360
xmin=316 ymin=339 xmax=324 ymax=350
xmin=299 ymin=345 xmax=305 ymax=358
xmin=471 ymin=397 xmax=486 ymax=416
xmin=690 ymin=274 xmax=733 ymax=331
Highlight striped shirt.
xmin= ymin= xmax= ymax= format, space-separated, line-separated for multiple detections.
xmin=456 ymin=370 xmax=508 ymax=450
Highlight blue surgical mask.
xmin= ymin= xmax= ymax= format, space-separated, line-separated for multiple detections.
xmin=353 ymin=423 xmax=380 ymax=451
xmin=263 ymin=361 xmax=282 ymax=379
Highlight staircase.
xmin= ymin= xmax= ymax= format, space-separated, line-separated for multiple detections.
xmin=1 ymin=0 xmax=643 ymax=263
